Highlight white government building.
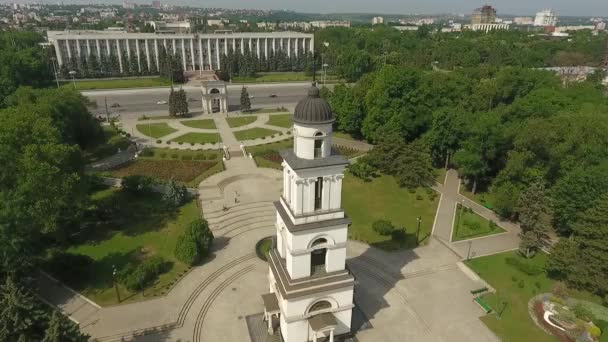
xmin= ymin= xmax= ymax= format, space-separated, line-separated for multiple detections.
xmin=262 ymin=85 xmax=355 ymax=342
xmin=46 ymin=31 xmax=314 ymax=73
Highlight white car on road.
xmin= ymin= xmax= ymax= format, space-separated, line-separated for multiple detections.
xmin=156 ymin=100 xmax=167 ymax=105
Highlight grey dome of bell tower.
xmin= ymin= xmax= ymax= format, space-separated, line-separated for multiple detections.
xmin=293 ymin=84 xmax=335 ymax=125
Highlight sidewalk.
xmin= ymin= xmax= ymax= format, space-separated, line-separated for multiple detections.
xmin=431 ymin=169 xmax=520 ymax=259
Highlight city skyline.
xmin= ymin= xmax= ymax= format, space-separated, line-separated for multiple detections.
xmin=7 ymin=0 xmax=608 ymax=17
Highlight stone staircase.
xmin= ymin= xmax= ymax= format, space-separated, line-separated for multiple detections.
xmin=204 ymin=201 xmax=276 ymax=239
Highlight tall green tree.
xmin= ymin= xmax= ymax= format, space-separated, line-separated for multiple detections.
xmin=240 ymin=86 xmax=251 ymax=112
xmin=0 ymin=277 xmax=43 ymax=340
xmin=516 ymin=182 xmax=552 ymax=258
xmin=549 ymin=194 xmax=608 ymax=296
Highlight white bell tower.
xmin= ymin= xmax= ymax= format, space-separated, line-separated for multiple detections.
xmin=263 ymin=85 xmax=355 ymax=342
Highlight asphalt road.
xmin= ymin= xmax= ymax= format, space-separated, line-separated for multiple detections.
xmin=84 ymin=83 xmax=332 ymax=118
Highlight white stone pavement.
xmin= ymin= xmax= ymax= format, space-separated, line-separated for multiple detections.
xmin=40 ymin=158 xmax=516 ymax=342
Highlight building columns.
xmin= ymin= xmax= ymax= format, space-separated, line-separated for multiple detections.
xmin=240 ymin=37 xmax=245 ymax=54
xmin=136 ymin=40 xmax=141 ymax=72
xmin=265 ymin=38 xmax=268 ymax=59
xmin=256 ymin=38 xmax=260 ymax=59
xmin=95 ymin=39 xmax=101 ymax=60
xmin=181 ymin=39 xmax=186 ymax=71
xmin=126 ymin=39 xmax=131 ymax=61
xmin=105 ymin=39 xmax=110 ymax=56
xmin=86 ymin=39 xmax=91 ymax=57
xmin=154 ymin=39 xmax=159 ymax=71
xmin=272 ymin=38 xmax=276 ymax=53
xmin=287 ymin=37 xmax=291 ymax=57
xmin=198 ymin=39 xmax=203 ymax=73
xmin=116 ymin=40 xmax=123 ymax=73
xmin=232 ymin=37 xmax=236 ymax=52
xmin=76 ymin=40 xmax=81 ymax=60
xmin=66 ymin=40 xmax=72 ymax=60
xmin=190 ymin=38 xmax=195 ymax=71
xmin=207 ymin=39 xmax=212 ymax=70
xmin=248 ymin=37 xmax=252 ymax=52
xmin=215 ymin=38 xmax=220 ymax=69
xmin=145 ymin=39 xmax=150 ymax=71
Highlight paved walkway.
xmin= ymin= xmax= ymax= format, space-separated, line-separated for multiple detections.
xmin=43 ymin=155 xmax=511 ymax=341
xmin=432 ymin=169 xmax=520 ymax=259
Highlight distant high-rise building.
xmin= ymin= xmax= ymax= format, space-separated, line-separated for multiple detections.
xmin=514 ymin=17 xmax=534 ymax=25
xmin=151 ymin=0 xmax=161 ymax=9
xmin=534 ymin=9 xmax=558 ymax=27
xmin=471 ymin=5 xmax=497 ymax=25
xmin=372 ymin=16 xmax=384 ymax=25
xmin=122 ymin=0 xmax=135 ymax=9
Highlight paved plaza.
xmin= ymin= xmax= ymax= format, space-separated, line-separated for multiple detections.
xmin=38 ymin=111 xmax=522 ymax=341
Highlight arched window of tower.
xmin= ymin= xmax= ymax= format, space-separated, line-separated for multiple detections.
xmin=308 ymin=300 xmax=332 ymax=314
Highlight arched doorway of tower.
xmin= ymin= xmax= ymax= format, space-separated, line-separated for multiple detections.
xmin=310 ymin=238 xmax=327 ymax=275
xmin=210 ymin=88 xmax=220 ymax=112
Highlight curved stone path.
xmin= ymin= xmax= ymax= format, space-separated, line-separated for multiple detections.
xmin=40 ymin=154 xmax=502 ymax=342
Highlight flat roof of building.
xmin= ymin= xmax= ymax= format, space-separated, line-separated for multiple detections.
xmin=47 ymin=30 xmax=313 ymax=40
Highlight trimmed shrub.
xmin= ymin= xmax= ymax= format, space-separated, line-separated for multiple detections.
xmin=506 ymin=256 xmax=544 ymax=276
xmin=181 ymin=154 xmax=193 ymax=161
xmin=178 ymin=142 xmax=184 ymax=145
xmin=174 ymin=219 xmax=214 ymax=266
xmin=122 ymin=175 xmax=154 ymax=194
xmin=118 ymin=256 xmax=169 ymax=292
xmin=372 ymin=220 xmax=394 ymax=236
xmin=194 ymin=153 xmax=206 ymax=160
xmin=163 ymin=180 xmax=189 ymax=207
xmin=416 ymin=194 xmax=423 ymax=200
xmin=156 ymin=139 xmax=162 ymax=144
xmin=166 ymin=141 xmax=171 ymax=144
xmin=174 ymin=234 xmax=199 ymax=265
xmin=349 ymin=161 xmax=375 ymax=181
xmin=171 ymin=153 xmax=179 ymax=159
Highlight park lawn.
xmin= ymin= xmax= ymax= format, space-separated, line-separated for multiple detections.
xmin=136 ymin=123 xmax=177 ymax=139
xmin=333 ymin=132 xmax=357 ymax=141
xmin=171 ymin=132 xmax=222 ymax=144
xmin=226 ymin=116 xmax=257 ymax=128
xmin=452 ymin=205 xmax=505 ymax=241
xmin=180 ymin=119 xmax=216 ymax=129
xmin=246 ymin=139 xmax=293 ymax=169
xmin=461 ymin=187 xmax=497 ymax=211
xmin=71 ymin=77 xmax=171 ymax=90
xmin=343 ymin=174 xmax=439 ymax=250
xmin=266 ymin=114 xmax=293 ymax=128
xmin=465 ymin=252 xmax=557 ymax=342
xmin=233 ymin=72 xmax=312 ymax=83
xmin=234 ymin=127 xmax=281 ymax=141
xmin=66 ymin=189 xmax=198 ymax=306
xmin=109 ymin=148 xmax=224 ymax=187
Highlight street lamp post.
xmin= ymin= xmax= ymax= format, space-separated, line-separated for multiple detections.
xmin=416 ymin=216 xmax=422 ymax=245
xmin=112 ymin=265 xmax=121 ymax=303
xmin=322 ymin=63 xmax=329 ymax=86
xmin=68 ymin=70 xmax=77 ymax=89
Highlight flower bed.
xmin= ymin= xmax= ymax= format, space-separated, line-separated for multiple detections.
xmin=532 ymin=301 xmax=574 ymax=342
xmin=110 ymin=159 xmax=217 ymax=183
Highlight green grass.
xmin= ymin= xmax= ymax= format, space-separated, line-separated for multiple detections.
xmin=171 ymin=132 xmax=222 ymax=144
xmin=461 ymin=187 xmax=497 ymax=210
xmin=66 ymin=189 xmax=199 ymax=306
xmin=343 ymin=174 xmax=439 ymax=250
xmin=70 ymin=77 xmax=172 ymax=90
xmin=179 ymin=119 xmax=217 ymax=129
xmin=435 ymin=168 xmax=447 ymax=184
xmin=136 ymin=123 xmax=177 ymax=139
xmin=234 ymin=127 xmax=281 ymax=141
xmin=452 ymin=205 xmax=505 ymax=241
xmin=266 ymin=114 xmax=293 ymax=128
xmin=466 ymin=252 xmax=557 ymax=342
xmin=246 ymin=139 xmax=293 ymax=169
xmin=226 ymin=116 xmax=257 ymax=128
xmin=333 ymin=132 xmax=358 ymax=141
